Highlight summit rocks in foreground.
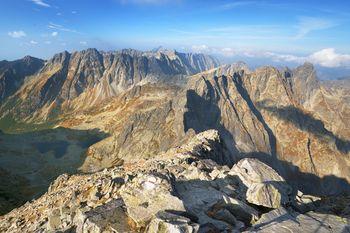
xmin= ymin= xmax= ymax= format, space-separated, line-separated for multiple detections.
xmin=0 ymin=130 xmax=348 ymax=233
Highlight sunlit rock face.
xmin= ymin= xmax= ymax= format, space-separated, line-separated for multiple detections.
xmin=0 ymin=48 xmax=219 ymax=122
xmin=0 ymin=56 xmax=44 ymax=102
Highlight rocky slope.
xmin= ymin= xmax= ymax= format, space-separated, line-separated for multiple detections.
xmin=0 ymin=48 xmax=219 ymax=123
xmin=53 ymin=62 xmax=350 ymax=195
xmin=180 ymin=63 xmax=350 ymax=195
xmin=0 ymin=127 xmax=107 ymax=215
xmin=0 ymin=56 xmax=44 ymax=103
xmin=0 ymin=130 xmax=348 ymax=232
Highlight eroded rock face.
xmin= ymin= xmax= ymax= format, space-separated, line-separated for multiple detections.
xmin=119 ymin=173 xmax=185 ymax=226
xmin=181 ymin=63 xmax=350 ymax=195
xmin=1 ymin=130 xmax=347 ymax=233
xmin=146 ymin=211 xmax=200 ymax=233
xmin=230 ymin=158 xmax=292 ymax=208
xmin=0 ymin=56 xmax=44 ymax=103
xmin=248 ymin=207 xmax=349 ymax=233
xmin=0 ymin=49 xmax=219 ymax=122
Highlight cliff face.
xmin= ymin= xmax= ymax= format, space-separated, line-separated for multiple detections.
xmin=180 ymin=64 xmax=350 ymax=195
xmin=0 ymin=56 xmax=44 ymax=103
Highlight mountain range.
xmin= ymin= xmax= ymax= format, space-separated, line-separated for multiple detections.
xmin=0 ymin=48 xmax=349 ymax=232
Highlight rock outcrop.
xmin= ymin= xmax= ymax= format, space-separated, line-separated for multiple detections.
xmin=249 ymin=207 xmax=349 ymax=233
xmin=0 ymin=56 xmax=44 ymax=102
xmin=0 ymin=130 xmax=348 ymax=233
xmin=229 ymin=158 xmax=292 ymax=208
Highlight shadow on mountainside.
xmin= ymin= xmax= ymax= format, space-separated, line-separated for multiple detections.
xmin=169 ymin=151 xmax=350 ymax=232
xmin=231 ymin=74 xmax=277 ymax=157
xmin=242 ymin=151 xmax=350 ymax=196
xmin=0 ymin=127 xmax=109 ymax=215
xmin=183 ymin=87 xmax=239 ymax=166
xmin=183 ymin=89 xmax=350 ymax=196
xmin=256 ymin=100 xmax=350 ymax=154
xmin=170 ymin=173 xmax=349 ymax=232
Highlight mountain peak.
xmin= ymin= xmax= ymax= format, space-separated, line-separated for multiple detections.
xmin=151 ymin=46 xmax=173 ymax=53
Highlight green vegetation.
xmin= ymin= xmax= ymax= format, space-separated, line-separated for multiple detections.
xmin=0 ymin=114 xmax=57 ymax=134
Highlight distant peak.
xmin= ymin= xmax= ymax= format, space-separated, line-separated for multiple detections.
xmin=23 ymin=55 xmax=34 ymax=60
xmin=301 ymin=62 xmax=314 ymax=69
xmin=225 ymin=61 xmax=250 ymax=72
xmin=50 ymin=50 xmax=71 ymax=64
xmin=151 ymin=46 xmax=175 ymax=54
xmin=84 ymin=48 xmax=99 ymax=53
xmin=151 ymin=46 xmax=164 ymax=52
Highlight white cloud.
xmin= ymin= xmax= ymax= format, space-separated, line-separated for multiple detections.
xmin=191 ymin=45 xmax=211 ymax=53
xmin=30 ymin=40 xmax=38 ymax=45
xmin=30 ymin=0 xmax=50 ymax=7
xmin=260 ymin=51 xmax=305 ymax=63
xmin=219 ymin=1 xmax=257 ymax=10
xmin=261 ymin=49 xmax=350 ymax=67
xmin=244 ymin=49 xmax=350 ymax=68
xmin=71 ymin=11 xmax=77 ymax=14
xmin=56 ymin=12 xmax=62 ymax=16
xmin=191 ymin=45 xmax=244 ymax=57
xmin=8 ymin=30 xmax=27 ymax=38
xmin=51 ymin=31 xmax=58 ymax=37
xmin=190 ymin=45 xmax=350 ymax=68
xmin=294 ymin=17 xmax=335 ymax=39
xmin=308 ymin=48 xmax=350 ymax=68
xmin=80 ymin=41 xmax=88 ymax=46
xmin=48 ymin=22 xmax=80 ymax=33
xmin=44 ymin=41 xmax=51 ymax=44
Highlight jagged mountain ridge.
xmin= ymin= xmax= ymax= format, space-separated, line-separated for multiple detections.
xmin=0 ymin=48 xmax=219 ymax=123
xmin=54 ymin=61 xmax=350 ymax=195
xmin=0 ymin=56 xmax=44 ymax=103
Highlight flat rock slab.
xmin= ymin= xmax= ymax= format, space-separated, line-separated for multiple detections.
xmin=248 ymin=208 xmax=350 ymax=233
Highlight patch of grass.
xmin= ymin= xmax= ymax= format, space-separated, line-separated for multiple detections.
xmin=0 ymin=114 xmax=57 ymax=134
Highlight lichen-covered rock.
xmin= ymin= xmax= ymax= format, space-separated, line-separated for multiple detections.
xmin=146 ymin=211 xmax=199 ymax=233
xmin=74 ymin=199 xmax=135 ymax=233
xmin=119 ymin=173 xmax=186 ymax=227
xmin=0 ymin=130 xmax=348 ymax=233
xmin=248 ymin=207 xmax=350 ymax=233
xmin=230 ymin=158 xmax=292 ymax=208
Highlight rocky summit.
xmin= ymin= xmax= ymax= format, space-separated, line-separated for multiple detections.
xmin=1 ymin=130 xmax=349 ymax=232
xmin=0 ymin=48 xmax=349 ymax=232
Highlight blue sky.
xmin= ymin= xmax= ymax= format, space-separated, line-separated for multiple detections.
xmin=1 ymin=0 xmax=350 ymax=68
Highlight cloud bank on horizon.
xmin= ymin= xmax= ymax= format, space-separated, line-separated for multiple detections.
xmin=0 ymin=0 xmax=349 ymax=70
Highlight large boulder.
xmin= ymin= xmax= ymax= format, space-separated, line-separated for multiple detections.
xmin=146 ymin=211 xmax=200 ymax=233
xmin=230 ymin=158 xmax=292 ymax=208
xmin=74 ymin=199 xmax=136 ymax=233
xmin=119 ymin=173 xmax=186 ymax=227
xmin=248 ymin=207 xmax=350 ymax=233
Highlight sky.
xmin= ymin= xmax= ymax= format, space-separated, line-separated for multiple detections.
xmin=1 ymin=0 xmax=350 ymax=70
